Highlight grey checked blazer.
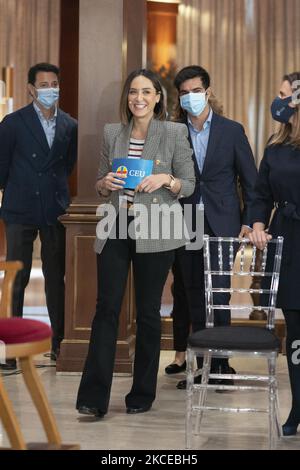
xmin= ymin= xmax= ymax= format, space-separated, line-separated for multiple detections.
xmin=94 ymin=118 xmax=195 ymax=254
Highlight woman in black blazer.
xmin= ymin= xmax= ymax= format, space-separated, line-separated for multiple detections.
xmin=249 ymin=71 xmax=300 ymax=437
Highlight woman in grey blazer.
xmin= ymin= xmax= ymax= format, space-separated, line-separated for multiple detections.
xmin=76 ymin=69 xmax=195 ymax=418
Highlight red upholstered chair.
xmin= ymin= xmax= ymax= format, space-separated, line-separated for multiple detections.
xmin=0 ymin=261 xmax=79 ymax=450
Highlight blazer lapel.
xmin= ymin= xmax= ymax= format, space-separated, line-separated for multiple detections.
xmin=141 ymin=118 xmax=162 ymax=161
xmin=201 ymin=112 xmax=224 ymax=175
xmin=185 ymin=121 xmax=201 ymax=180
xmin=113 ymin=120 xmax=133 ymax=160
xmin=47 ymin=109 xmax=67 ymax=156
xmin=52 ymin=109 xmax=68 ymax=146
xmin=20 ymin=104 xmax=50 ymax=155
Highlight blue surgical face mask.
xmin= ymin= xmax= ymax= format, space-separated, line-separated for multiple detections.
xmin=271 ymin=96 xmax=296 ymax=123
xmin=36 ymin=87 xmax=60 ymax=109
xmin=180 ymin=92 xmax=207 ymax=116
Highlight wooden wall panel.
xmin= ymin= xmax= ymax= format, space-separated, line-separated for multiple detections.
xmin=59 ymin=0 xmax=79 ymax=198
xmin=147 ymin=1 xmax=178 ymax=67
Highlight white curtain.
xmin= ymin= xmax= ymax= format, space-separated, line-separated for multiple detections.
xmin=0 ymin=0 xmax=60 ymax=110
xmin=177 ymin=0 xmax=300 ymax=162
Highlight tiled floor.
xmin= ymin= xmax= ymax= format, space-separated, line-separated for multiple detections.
xmin=1 ymin=261 xmax=299 ymax=450
xmin=1 ymin=352 xmax=299 ymax=450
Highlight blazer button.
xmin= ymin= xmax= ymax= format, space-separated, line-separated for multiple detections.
xmin=53 ymin=173 xmax=57 ymax=177
xmin=36 ymin=191 xmax=40 ymax=196
xmin=152 ymin=197 xmax=158 ymax=203
xmin=32 ymin=153 xmax=37 ymax=158
xmin=60 ymin=155 xmax=63 ymax=159
xmin=38 ymin=173 xmax=42 ymax=177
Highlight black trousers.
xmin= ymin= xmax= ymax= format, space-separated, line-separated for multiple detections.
xmin=76 ymin=237 xmax=174 ymax=413
xmin=172 ymin=217 xmax=231 ymax=368
xmin=5 ymin=223 xmax=65 ymax=351
xmin=282 ymin=309 xmax=300 ymax=420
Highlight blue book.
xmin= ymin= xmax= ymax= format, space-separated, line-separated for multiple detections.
xmin=112 ymin=158 xmax=153 ymax=189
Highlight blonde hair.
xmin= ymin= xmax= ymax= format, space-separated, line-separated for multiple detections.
xmin=268 ymin=72 xmax=300 ymax=148
xmin=207 ymin=93 xmax=223 ymax=116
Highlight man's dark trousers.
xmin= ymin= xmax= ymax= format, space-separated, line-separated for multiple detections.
xmin=5 ymin=222 xmax=65 ymax=351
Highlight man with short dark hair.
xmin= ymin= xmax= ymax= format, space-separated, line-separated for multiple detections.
xmin=165 ymin=65 xmax=258 ymax=388
xmin=0 ymin=62 xmax=77 ymax=368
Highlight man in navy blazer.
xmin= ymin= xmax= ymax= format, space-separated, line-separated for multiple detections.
xmin=0 ymin=63 xmax=77 ymax=367
xmin=164 ymin=65 xmax=258 ymax=388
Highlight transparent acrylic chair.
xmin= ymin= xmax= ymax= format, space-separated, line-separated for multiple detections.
xmin=185 ymin=235 xmax=284 ymax=450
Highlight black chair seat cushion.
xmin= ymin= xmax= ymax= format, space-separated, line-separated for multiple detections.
xmin=188 ymin=326 xmax=280 ymax=351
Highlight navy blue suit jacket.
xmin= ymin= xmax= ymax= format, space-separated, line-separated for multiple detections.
xmin=181 ymin=112 xmax=258 ymax=236
xmin=0 ymin=103 xmax=77 ymax=226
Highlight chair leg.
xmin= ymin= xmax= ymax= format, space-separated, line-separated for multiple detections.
xmin=0 ymin=375 xmax=26 ymax=449
xmin=275 ymin=388 xmax=282 ymax=438
xmin=195 ymin=352 xmax=211 ymax=436
xmin=185 ymin=348 xmax=195 ymax=449
xmin=19 ymin=356 xmax=62 ymax=445
xmin=268 ymin=357 xmax=278 ymax=450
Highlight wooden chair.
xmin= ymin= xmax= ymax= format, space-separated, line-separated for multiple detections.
xmin=0 ymin=261 xmax=79 ymax=450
